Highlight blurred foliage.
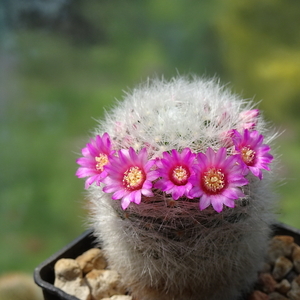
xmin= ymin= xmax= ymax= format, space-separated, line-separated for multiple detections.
xmin=1 ymin=0 xmax=300 ymax=274
xmin=215 ymin=0 xmax=300 ymax=124
xmin=215 ymin=0 xmax=300 ymax=227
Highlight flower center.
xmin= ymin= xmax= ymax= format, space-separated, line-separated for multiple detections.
xmin=123 ymin=166 xmax=145 ymax=190
xmin=170 ymin=165 xmax=190 ymax=185
xmin=203 ymin=168 xmax=225 ymax=193
xmin=95 ymin=153 xmax=109 ymax=172
xmin=241 ymin=146 xmax=256 ymax=165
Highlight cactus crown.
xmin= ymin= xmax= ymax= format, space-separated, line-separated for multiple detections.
xmin=76 ymin=76 xmax=274 ymax=214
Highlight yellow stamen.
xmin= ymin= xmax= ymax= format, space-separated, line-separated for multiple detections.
xmin=203 ymin=168 xmax=225 ymax=192
xmin=123 ymin=166 xmax=144 ymax=189
xmin=172 ymin=166 xmax=188 ymax=182
xmin=95 ymin=153 xmax=108 ymax=171
xmin=241 ymin=147 xmax=255 ymax=165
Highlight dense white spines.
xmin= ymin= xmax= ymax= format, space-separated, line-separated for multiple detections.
xmin=87 ymin=76 xmax=277 ymax=300
xmin=96 ymin=77 xmax=265 ymax=157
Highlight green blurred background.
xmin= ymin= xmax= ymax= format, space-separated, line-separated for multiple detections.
xmin=1 ymin=0 xmax=300 ymax=276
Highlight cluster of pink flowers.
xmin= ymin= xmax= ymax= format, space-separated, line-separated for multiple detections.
xmin=76 ymin=123 xmax=273 ymax=213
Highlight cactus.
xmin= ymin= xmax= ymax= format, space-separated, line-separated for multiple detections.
xmin=76 ymin=76 xmax=277 ymax=300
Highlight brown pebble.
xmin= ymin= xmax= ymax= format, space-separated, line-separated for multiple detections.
xmin=275 ymin=279 xmax=291 ymax=295
xmin=52 ymin=233 xmax=300 ymax=300
xmin=272 ymin=256 xmax=293 ymax=280
xmin=248 ymin=290 xmax=269 ymax=300
xmin=54 ymin=259 xmax=82 ymax=281
xmin=268 ymin=292 xmax=288 ymax=300
xmin=85 ymin=269 xmax=126 ymax=300
xmin=258 ymin=273 xmax=277 ymax=293
xmin=287 ymin=275 xmax=300 ymax=300
xmin=54 ymin=259 xmax=90 ymax=300
xmin=76 ymin=248 xmax=107 ymax=275
xmin=268 ymin=236 xmax=295 ymax=263
xmin=292 ymin=244 xmax=300 ymax=273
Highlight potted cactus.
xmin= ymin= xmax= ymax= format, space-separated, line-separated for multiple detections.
xmin=75 ymin=76 xmax=277 ymax=300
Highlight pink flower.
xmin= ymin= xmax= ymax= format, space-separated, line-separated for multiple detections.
xmin=239 ymin=109 xmax=259 ymax=121
xmin=102 ymin=147 xmax=159 ymax=209
xmin=220 ymin=129 xmax=235 ymax=147
xmin=76 ymin=133 xmax=114 ymax=189
xmin=220 ymin=109 xmax=260 ymax=146
xmin=154 ymin=148 xmax=196 ymax=200
xmin=189 ymin=148 xmax=248 ymax=213
xmin=232 ymin=129 xmax=273 ymax=180
xmin=239 ymin=109 xmax=260 ymax=131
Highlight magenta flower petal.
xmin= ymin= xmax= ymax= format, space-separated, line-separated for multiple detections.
xmin=249 ymin=166 xmax=262 ymax=179
xmin=85 ymin=175 xmax=100 ymax=190
xmin=154 ymin=148 xmax=196 ymax=200
xmin=102 ymin=182 xmax=120 ymax=193
xmin=141 ymin=188 xmax=154 ymax=197
xmin=121 ymin=194 xmax=132 ymax=210
xmin=81 ymin=147 xmax=90 ymax=157
xmin=112 ymin=189 xmax=128 ymax=200
xmin=75 ymin=133 xmax=114 ymax=189
xmin=222 ymin=187 xmax=245 ymax=199
xmin=189 ymin=147 xmax=248 ymax=213
xmin=222 ymin=197 xmax=235 ymax=208
xmin=132 ymin=190 xmax=142 ymax=204
xmin=228 ymin=176 xmax=249 ymax=187
xmin=232 ymin=129 xmax=273 ymax=179
xmin=142 ymin=180 xmax=153 ymax=190
xmin=76 ymin=157 xmax=96 ymax=168
xmin=75 ymin=168 xmax=97 ymax=178
xmin=211 ymin=195 xmax=225 ymax=213
xmin=102 ymin=147 xmax=159 ymax=209
xmin=147 ymin=170 xmax=160 ymax=181
xmin=172 ymin=185 xmax=187 ymax=200
xmin=199 ymin=194 xmax=210 ymax=210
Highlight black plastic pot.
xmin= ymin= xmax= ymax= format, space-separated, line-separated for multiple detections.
xmin=34 ymin=222 xmax=300 ymax=300
xmin=34 ymin=229 xmax=95 ymax=300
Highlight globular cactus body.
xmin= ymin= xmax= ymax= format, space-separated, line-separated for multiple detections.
xmin=77 ymin=77 xmax=277 ymax=300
